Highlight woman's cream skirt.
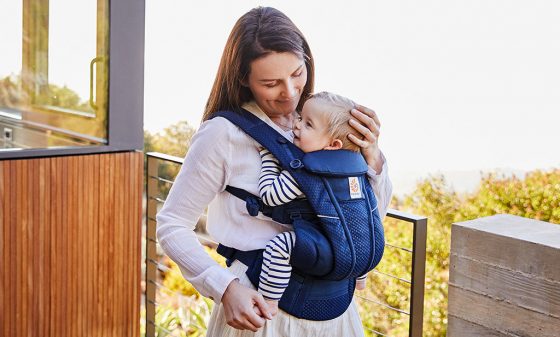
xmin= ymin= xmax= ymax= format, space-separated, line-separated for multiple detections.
xmin=205 ymin=260 xmax=365 ymax=337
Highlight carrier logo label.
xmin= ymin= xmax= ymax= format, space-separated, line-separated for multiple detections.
xmin=349 ymin=177 xmax=362 ymax=199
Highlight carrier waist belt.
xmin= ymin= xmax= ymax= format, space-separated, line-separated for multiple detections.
xmin=217 ymin=244 xmax=355 ymax=321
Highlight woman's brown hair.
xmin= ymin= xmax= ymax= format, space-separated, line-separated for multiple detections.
xmin=202 ymin=7 xmax=315 ymax=122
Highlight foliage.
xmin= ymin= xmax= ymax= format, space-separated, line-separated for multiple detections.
xmin=144 ymin=120 xmax=196 ymax=159
xmin=0 ymin=75 xmax=23 ymax=108
xmin=161 ymin=257 xmax=200 ymax=299
xmin=38 ymin=83 xmax=90 ymax=111
xmin=0 ymin=74 xmax=90 ymax=111
xmin=140 ymin=298 xmax=213 ymax=337
xmin=459 ymin=170 xmax=560 ymax=224
xmin=161 ymin=247 xmax=226 ymax=298
xmin=144 ymin=120 xmax=197 ymax=197
xmin=141 ymin=246 xmax=222 ymax=337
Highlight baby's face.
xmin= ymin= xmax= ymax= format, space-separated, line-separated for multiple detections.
xmin=293 ymin=99 xmax=333 ymax=153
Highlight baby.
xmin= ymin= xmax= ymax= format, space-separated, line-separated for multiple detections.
xmin=258 ymin=91 xmax=369 ymax=313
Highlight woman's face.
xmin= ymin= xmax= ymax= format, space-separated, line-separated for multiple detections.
xmin=246 ymin=52 xmax=307 ymax=118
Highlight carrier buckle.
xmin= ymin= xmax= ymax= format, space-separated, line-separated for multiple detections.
xmin=245 ymin=196 xmax=261 ymax=216
xmin=290 ymin=212 xmax=302 ymax=220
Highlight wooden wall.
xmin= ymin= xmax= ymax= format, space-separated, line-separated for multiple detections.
xmin=0 ymin=151 xmax=142 ymax=337
xmin=448 ymin=214 xmax=560 ymax=337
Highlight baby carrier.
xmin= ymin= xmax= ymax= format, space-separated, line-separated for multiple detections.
xmin=213 ymin=109 xmax=385 ymax=320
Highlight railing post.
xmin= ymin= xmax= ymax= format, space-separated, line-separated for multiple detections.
xmin=145 ymin=155 xmax=158 ymax=337
xmin=409 ymin=217 xmax=427 ymax=337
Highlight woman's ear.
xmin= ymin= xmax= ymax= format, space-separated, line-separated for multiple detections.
xmin=324 ymin=139 xmax=343 ymax=150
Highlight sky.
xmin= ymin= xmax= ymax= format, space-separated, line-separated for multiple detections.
xmin=143 ymin=0 xmax=560 ymax=178
xmin=2 ymin=0 xmax=559 ymax=194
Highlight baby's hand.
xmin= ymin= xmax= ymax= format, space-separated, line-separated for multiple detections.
xmin=356 ymin=278 xmax=367 ymax=291
xmin=265 ymin=299 xmax=279 ymax=318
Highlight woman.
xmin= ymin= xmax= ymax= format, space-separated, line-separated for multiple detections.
xmin=156 ymin=7 xmax=392 ymax=336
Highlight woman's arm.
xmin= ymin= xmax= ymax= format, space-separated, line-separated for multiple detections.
xmin=366 ymin=152 xmax=392 ymax=219
xmin=156 ymin=119 xmax=237 ymax=302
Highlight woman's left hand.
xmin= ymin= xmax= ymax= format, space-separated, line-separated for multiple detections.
xmin=348 ymin=104 xmax=383 ymax=173
xmin=356 ymin=278 xmax=367 ymax=291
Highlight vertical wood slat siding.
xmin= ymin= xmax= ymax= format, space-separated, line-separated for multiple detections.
xmin=0 ymin=152 xmax=142 ymax=337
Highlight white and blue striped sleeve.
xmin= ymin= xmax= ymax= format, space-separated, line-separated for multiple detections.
xmin=258 ymin=148 xmax=303 ymax=206
xmin=258 ymin=231 xmax=296 ymax=301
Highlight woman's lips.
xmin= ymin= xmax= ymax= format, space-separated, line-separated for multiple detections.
xmin=276 ymin=97 xmax=297 ymax=104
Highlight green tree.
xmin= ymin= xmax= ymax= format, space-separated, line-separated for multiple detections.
xmin=459 ymin=170 xmax=560 ymax=223
xmin=143 ymin=120 xmax=198 ymax=213
xmin=40 ymin=83 xmax=90 ymax=111
xmin=144 ymin=120 xmax=196 ymax=159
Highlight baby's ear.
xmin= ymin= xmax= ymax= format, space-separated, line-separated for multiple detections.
xmin=324 ymin=139 xmax=343 ymax=150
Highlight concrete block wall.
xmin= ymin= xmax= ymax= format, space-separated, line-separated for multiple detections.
xmin=447 ymin=214 xmax=560 ymax=337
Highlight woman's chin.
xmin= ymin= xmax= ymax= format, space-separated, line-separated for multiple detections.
xmin=274 ymin=100 xmax=298 ymax=114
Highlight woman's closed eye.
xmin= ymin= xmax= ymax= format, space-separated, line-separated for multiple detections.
xmin=264 ymin=82 xmax=277 ymax=88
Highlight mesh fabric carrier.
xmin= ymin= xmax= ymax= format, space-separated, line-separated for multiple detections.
xmin=214 ymin=109 xmax=385 ymax=320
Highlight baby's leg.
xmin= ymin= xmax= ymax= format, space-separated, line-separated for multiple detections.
xmin=258 ymin=231 xmax=296 ymax=312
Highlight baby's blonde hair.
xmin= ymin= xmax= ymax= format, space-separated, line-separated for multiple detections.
xmin=308 ymin=91 xmax=361 ymax=152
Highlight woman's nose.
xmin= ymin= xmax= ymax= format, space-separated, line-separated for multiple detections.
xmin=282 ymin=79 xmax=297 ymax=98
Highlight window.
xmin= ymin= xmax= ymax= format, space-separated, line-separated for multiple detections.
xmin=0 ymin=0 xmax=109 ymax=151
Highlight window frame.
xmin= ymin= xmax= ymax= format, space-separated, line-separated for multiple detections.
xmin=0 ymin=0 xmax=144 ymax=160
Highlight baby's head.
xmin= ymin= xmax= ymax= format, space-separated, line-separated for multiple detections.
xmin=293 ymin=91 xmax=361 ymax=153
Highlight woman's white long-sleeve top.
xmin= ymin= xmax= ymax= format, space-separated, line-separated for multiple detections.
xmin=156 ymin=102 xmax=393 ymax=303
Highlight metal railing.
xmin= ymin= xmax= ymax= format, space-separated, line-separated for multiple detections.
xmin=145 ymin=152 xmax=427 ymax=337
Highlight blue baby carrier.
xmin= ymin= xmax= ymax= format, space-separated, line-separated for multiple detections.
xmin=213 ymin=109 xmax=385 ymax=320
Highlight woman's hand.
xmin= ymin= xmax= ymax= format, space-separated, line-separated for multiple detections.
xmin=347 ymin=104 xmax=383 ymax=174
xmin=356 ymin=278 xmax=367 ymax=291
xmin=221 ymin=280 xmax=273 ymax=331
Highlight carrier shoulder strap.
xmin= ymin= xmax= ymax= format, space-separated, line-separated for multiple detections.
xmin=213 ymin=109 xmax=305 ymax=171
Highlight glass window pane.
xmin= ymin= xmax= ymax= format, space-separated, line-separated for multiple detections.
xmin=0 ymin=2 xmax=23 ymax=113
xmin=48 ymin=0 xmax=98 ymax=114
xmin=0 ymin=0 xmax=108 ymax=151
